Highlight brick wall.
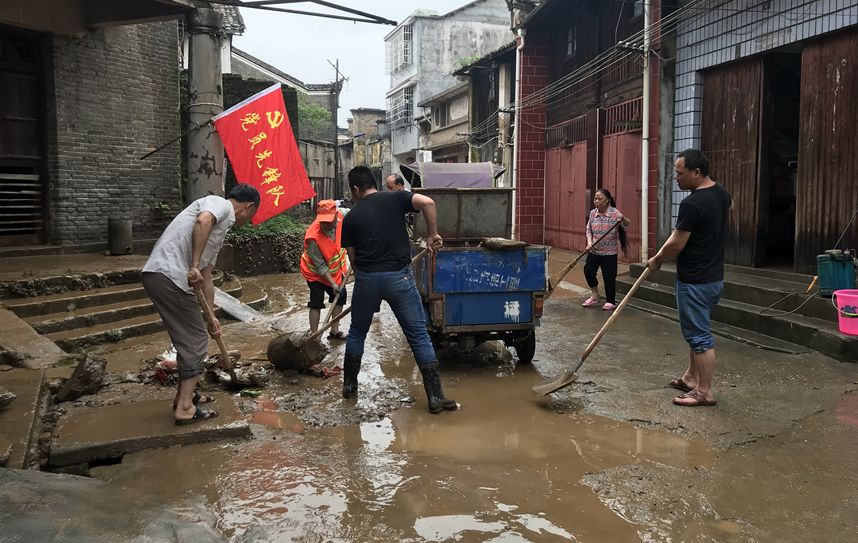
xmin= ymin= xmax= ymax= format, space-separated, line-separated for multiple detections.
xmin=46 ymin=22 xmax=182 ymax=246
xmin=515 ymin=35 xmax=549 ymax=244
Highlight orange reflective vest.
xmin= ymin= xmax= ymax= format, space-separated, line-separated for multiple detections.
xmin=300 ymin=212 xmax=347 ymax=285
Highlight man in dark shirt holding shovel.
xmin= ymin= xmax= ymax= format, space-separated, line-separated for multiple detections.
xmin=340 ymin=166 xmax=457 ymax=414
xmin=647 ymin=149 xmax=732 ymax=407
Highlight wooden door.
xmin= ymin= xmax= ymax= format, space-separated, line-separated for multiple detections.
xmin=601 ymin=132 xmax=642 ymax=262
xmin=0 ymin=26 xmax=45 ymax=246
xmin=796 ymin=28 xmax=858 ymax=273
xmin=544 ymin=143 xmax=588 ymax=252
xmin=702 ymin=57 xmax=765 ymax=267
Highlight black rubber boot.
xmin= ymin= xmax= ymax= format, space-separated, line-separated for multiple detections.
xmin=342 ymin=354 xmax=361 ymax=399
xmin=420 ymin=364 xmax=458 ymax=414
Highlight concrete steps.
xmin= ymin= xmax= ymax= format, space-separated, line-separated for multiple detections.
xmin=617 ymin=264 xmax=858 ymax=362
xmin=4 ymin=271 xmax=269 ymax=352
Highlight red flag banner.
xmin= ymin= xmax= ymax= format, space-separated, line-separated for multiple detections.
xmin=213 ymin=83 xmax=315 ymax=224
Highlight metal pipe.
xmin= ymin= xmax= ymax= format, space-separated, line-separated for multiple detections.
xmin=640 ymin=0 xmax=652 ymax=262
xmin=512 ymin=28 xmax=526 ymax=240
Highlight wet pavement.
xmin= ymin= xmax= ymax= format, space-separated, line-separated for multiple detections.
xmin=5 ymin=266 xmax=858 ymax=541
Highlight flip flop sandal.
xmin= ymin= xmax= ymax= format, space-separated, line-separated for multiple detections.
xmin=672 ymin=390 xmax=717 ymax=407
xmin=327 ymin=331 xmax=347 ymax=340
xmin=175 ymin=407 xmax=219 ymax=426
xmin=172 ymin=392 xmax=215 ymax=411
xmin=668 ymin=378 xmax=693 ymax=393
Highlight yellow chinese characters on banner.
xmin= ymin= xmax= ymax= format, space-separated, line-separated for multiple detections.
xmin=213 ymin=82 xmax=316 ymax=224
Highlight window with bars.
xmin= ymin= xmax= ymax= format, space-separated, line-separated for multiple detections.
xmin=387 ymin=85 xmax=414 ymax=131
xmin=566 ymin=26 xmax=577 ymax=58
xmin=385 ymin=24 xmax=413 ymax=75
xmin=488 ymin=70 xmax=496 ymax=100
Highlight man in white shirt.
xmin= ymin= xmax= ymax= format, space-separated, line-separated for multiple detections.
xmin=142 ymin=184 xmax=258 ymax=425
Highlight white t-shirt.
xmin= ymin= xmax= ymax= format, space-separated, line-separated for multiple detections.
xmin=143 ymin=195 xmax=235 ymax=292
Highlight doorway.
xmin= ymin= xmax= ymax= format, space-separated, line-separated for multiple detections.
xmin=762 ymin=52 xmax=801 ymax=265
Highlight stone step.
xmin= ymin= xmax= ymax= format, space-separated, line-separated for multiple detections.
xmin=49 ymin=390 xmax=250 ymax=468
xmin=0 ymin=269 xmax=142 ymax=302
xmin=45 ymin=281 xmax=268 ymax=351
xmin=723 ymin=263 xmax=817 ymax=284
xmin=625 ymin=298 xmax=811 ymax=355
xmin=27 ymin=280 xmax=244 ymax=335
xmin=617 ymin=275 xmax=858 ymax=363
xmin=5 ymin=271 xmax=228 ymax=318
xmin=628 ymin=264 xmax=837 ymax=322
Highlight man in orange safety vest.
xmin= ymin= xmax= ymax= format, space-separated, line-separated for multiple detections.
xmin=299 ymin=200 xmax=349 ymax=339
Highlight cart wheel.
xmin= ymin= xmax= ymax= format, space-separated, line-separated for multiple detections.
xmin=514 ymin=331 xmax=536 ymax=364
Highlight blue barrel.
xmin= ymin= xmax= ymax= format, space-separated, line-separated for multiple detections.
xmin=817 ymin=252 xmax=856 ymax=298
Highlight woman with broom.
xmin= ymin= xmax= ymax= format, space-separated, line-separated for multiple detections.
xmin=581 ymin=188 xmax=630 ymax=311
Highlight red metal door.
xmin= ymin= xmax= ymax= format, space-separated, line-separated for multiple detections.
xmin=544 ymin=143 xmax=588 ymax=251
xmin=544 ymin=148 xmax=562 ymax=247
xmin=601 ymin=132 xmax=642 ymax=262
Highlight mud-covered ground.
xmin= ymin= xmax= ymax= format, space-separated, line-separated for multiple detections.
xmin=10 ymin=272 xmax=858 ymax=542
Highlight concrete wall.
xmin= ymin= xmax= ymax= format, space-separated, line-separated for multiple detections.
xmin=46 ymin=22 xmax=182 ymax=246
xmin=672 ymin=0 xmax=858 ymax=221
xmin=387 ymin=0 xmax=514 ymax=167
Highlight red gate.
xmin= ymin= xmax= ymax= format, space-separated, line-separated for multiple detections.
xmin=600 ymin=99 xmax=643 ymax=263
xmin=544 ymin=142 xmax=588 ymax=252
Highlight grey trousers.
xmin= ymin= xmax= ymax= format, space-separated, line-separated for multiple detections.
xmin=142 ymin=272 xmax=208 ymax=380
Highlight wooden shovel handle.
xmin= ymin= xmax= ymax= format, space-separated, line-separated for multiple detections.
xmin=323 ymin=267 xmax=352 ymax=326
xmin=578 ymin=266 xmax=651 ymax=363
xmin=304 ymin=248 xmax=429 ymax=344
xmin=190 ymin=282 xmax=234 ymax=375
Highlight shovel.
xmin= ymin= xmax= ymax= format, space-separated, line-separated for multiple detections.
xmin=546 ymin=220 xmax=622 ymax=299
xmin=189 ymin=276 xmax=238 ymax=383
xmin=267 ymin=249 xmax=429 ymax=370
xmin=533 ymin=266 xmax=652 ymax=396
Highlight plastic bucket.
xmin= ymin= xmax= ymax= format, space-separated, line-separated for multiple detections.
xmin=833 ymin=289 xmax=858 ymax=336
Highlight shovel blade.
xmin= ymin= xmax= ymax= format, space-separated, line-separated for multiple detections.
xmin=532 ymin=368 xmax=579 ymax=396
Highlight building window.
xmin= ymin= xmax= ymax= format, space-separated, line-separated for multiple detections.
xmin=387 ymin=85 xmax=414 ymax=131
xmin=385 ymin=24 xmax=413 ymax=75
xmin=434 ymin=103 xmax=448 ymax=128
xmin=633 ymin=0 xmax=644 ymax=18
xmin=566 ymin=26 xmax=577 ymax=57
xmin=488 ymin=70 xmax=496 ymax=100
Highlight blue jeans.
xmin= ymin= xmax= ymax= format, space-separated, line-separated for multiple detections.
xmin=346 ymin=267 xmax=437 ymax=368
xmin=675 ymin=280 xmax=723 ymax=353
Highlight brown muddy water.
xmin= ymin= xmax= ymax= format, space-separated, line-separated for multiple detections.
xmin=82 ymin=273 xmax=858 ymax=542
xmin=83 ymin=274 xmax=720 ymax=542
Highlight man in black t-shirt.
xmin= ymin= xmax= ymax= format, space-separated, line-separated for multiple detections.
xmin=647 ymin=149 xmax=731 ymax=408
xmin=340 ymin=166 xmax=457 ymax=414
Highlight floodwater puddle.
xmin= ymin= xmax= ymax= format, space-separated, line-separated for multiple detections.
xmin=89 ymin=271 xmax=715 ymax=541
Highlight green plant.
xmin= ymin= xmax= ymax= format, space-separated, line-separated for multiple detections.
xmin=297 ymin=91 xmax=333 ymax=140
xmin=457 ymin=55 xmax=481 ymax=69
xmin=227 ymin=214 xmax=307 ymax=243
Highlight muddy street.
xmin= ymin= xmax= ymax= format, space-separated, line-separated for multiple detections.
xmin=50 ymin=272 xmax=852 ymax=542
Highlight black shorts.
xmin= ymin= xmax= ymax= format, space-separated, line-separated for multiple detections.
xmin=307 ymin=281 xmax=347 ymax=309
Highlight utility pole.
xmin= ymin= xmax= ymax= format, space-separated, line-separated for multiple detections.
xmin=186 ymin=4 xmax=224 ymax=201
xmin=329 ymin=59 xmax=343 ymax=197
xmin=640 ymin=0 xmax=652 ymax=263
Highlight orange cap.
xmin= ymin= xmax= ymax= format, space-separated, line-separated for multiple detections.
xmin=316 ymin=199 xmax=337 ymax=222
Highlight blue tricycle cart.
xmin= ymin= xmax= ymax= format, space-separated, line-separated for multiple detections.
xmin=411 ymin=186 xmax=549 ymax=364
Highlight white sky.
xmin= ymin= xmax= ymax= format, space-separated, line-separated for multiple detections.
xmin=234 ymin=0 xmax=471 ymax=127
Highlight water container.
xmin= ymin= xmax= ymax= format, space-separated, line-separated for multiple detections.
xmin=833 ymin=289 xmax=858 ymax=336
xmin=108 ymin=218 xmax=133 ymax=255
xmin=817 ymin=251 xmax=855 ymax=298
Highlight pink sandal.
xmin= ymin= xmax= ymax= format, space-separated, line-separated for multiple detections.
xmin=582 ymin=297 xmax=601 ymax=308
xmin=602 ymin=302 xmax=617 ymax=311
